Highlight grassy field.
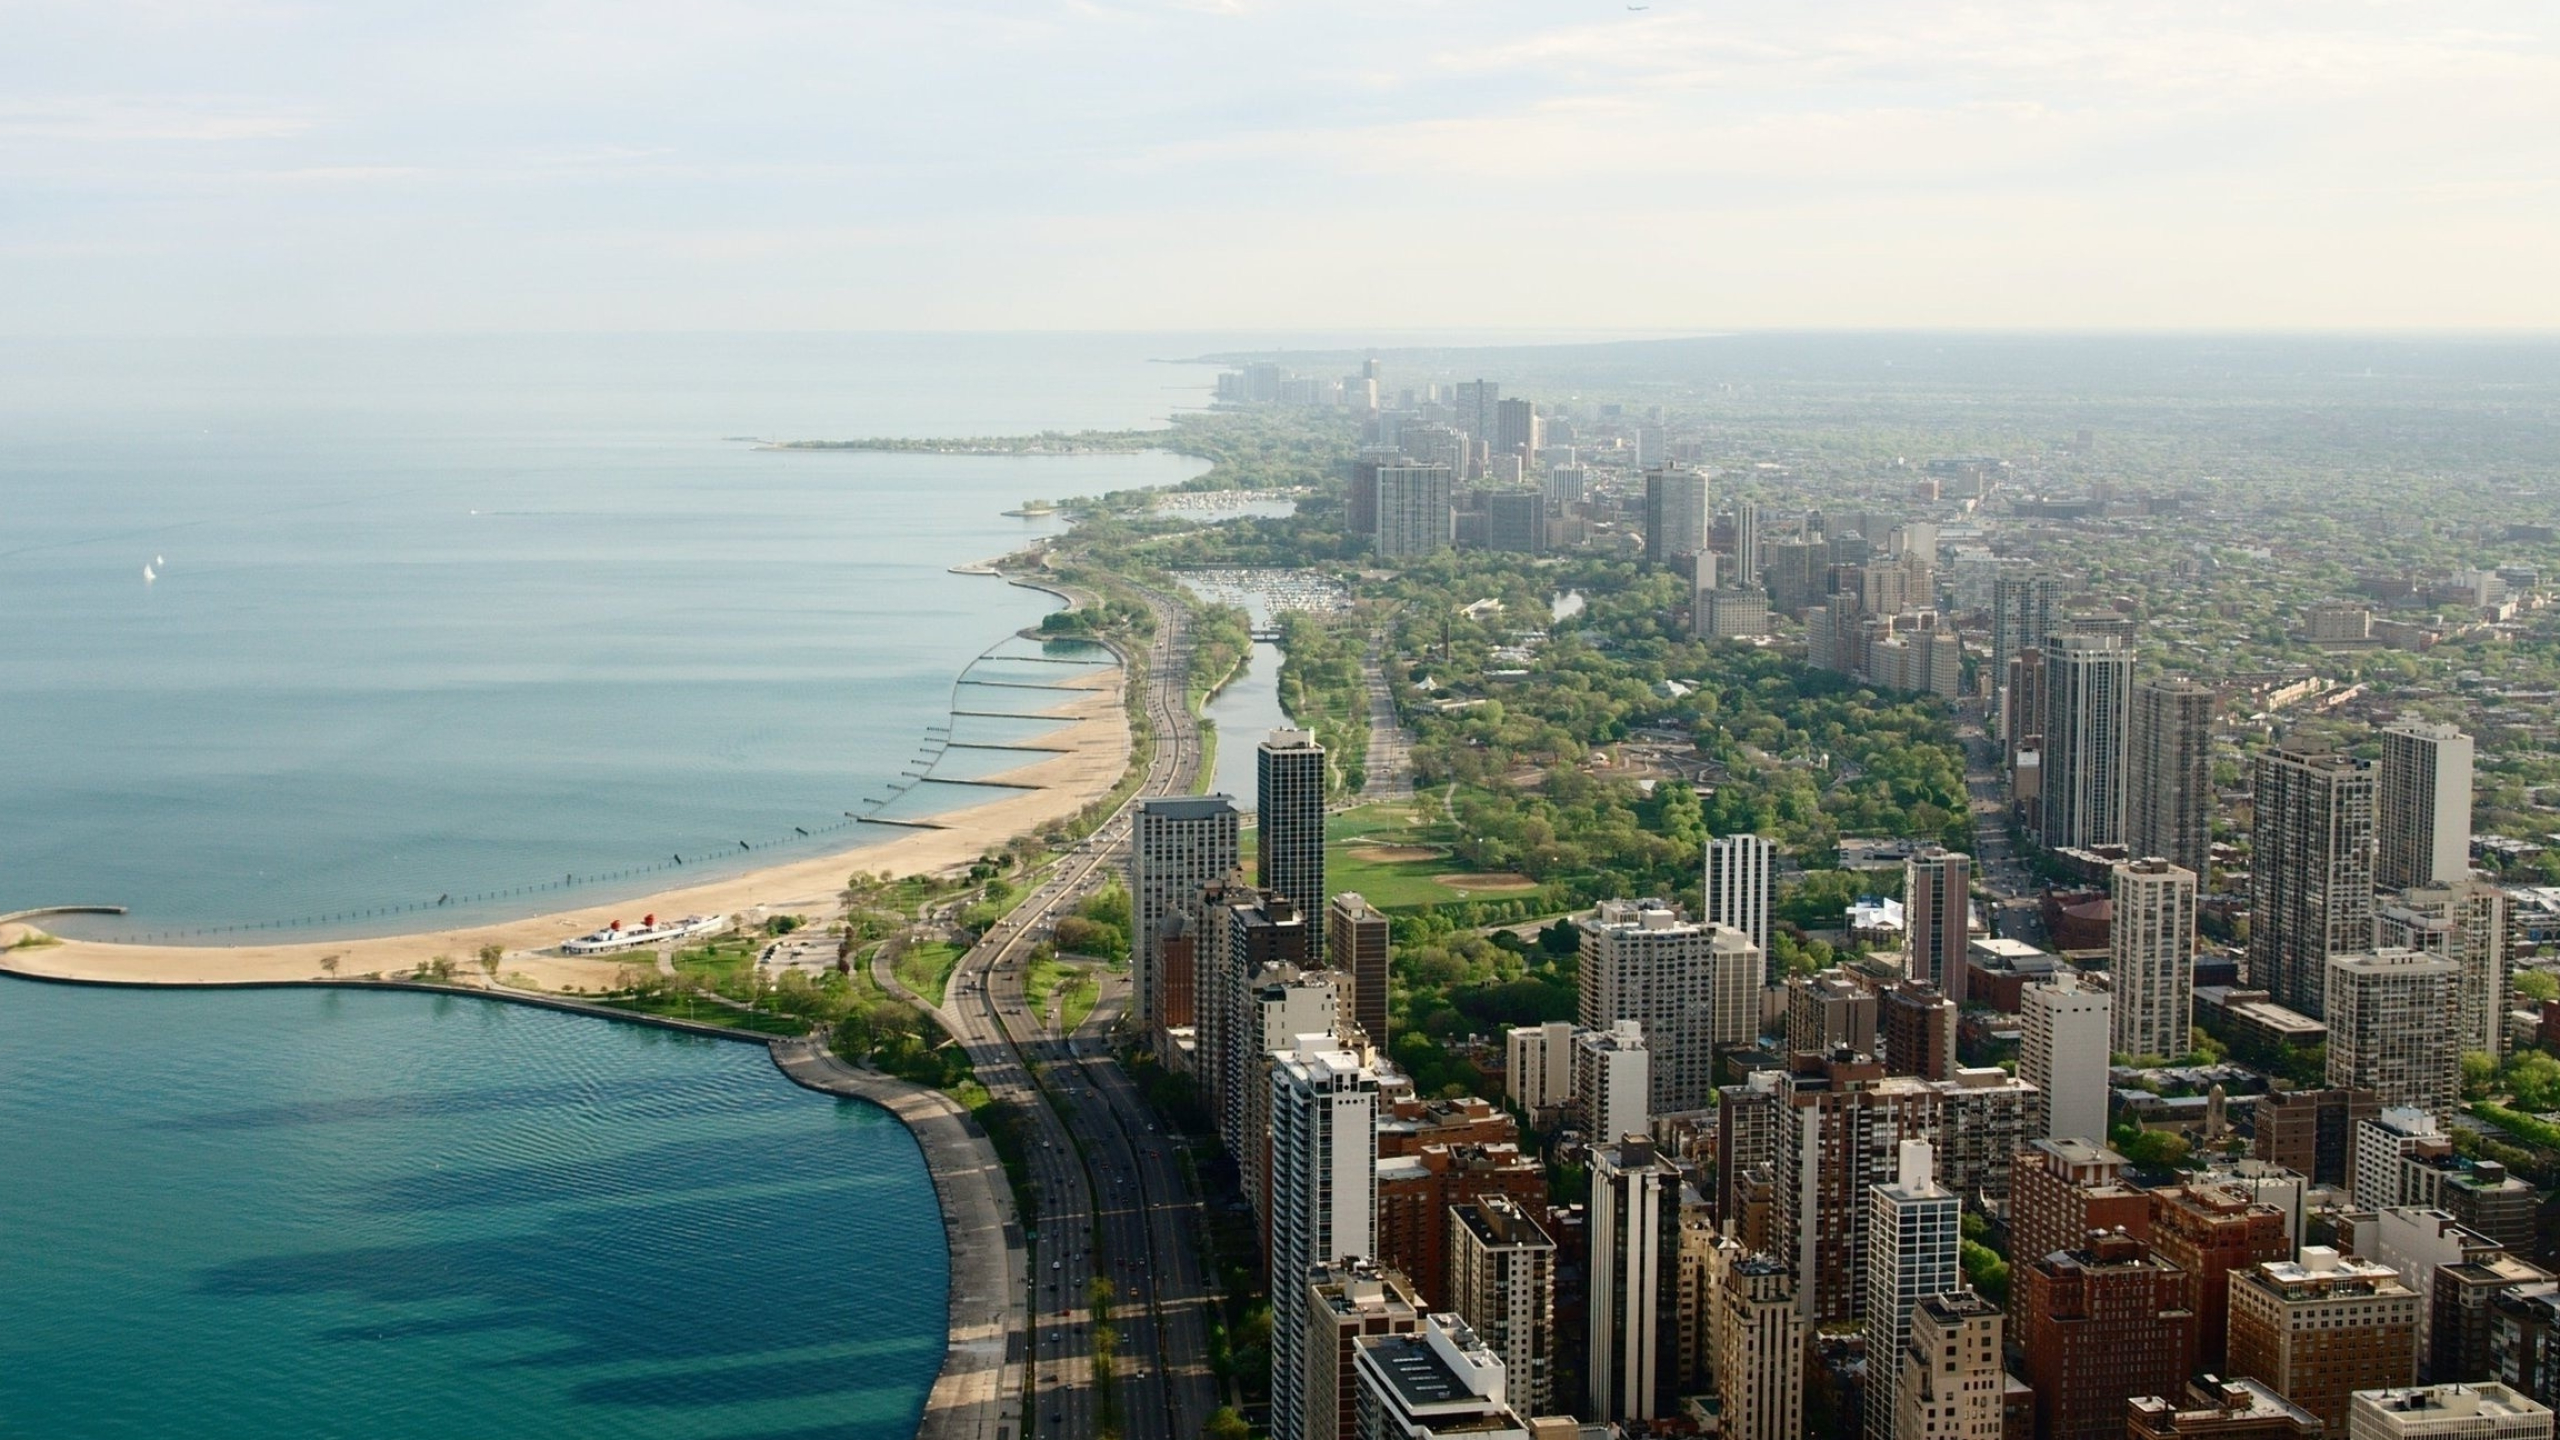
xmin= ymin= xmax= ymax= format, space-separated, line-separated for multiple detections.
xmin=1317 ymin=801 xmax=1496 ymax=909
xmin=600 ymin=991 xmax=809 ymax=1036
xmin=896 ymin=940 xmax=967 ymax=1005
xmin=670 ymin=936 xmax=763 ymax=988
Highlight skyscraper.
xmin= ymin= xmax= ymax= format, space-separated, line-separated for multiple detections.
xmin=1732 ymin=499 xmax=1763 ymax=591
xmin=1576 ymin=900 xmax=1761 ymax=1116
xmin=2146 ymin=1180 xmax=2295 ymax=1375
xmin=2130 ymin=678 xmax=2216 ymax=879
xmin=2040 ymin=633 xmax=2136 ymax=850
xmin=1574 ymin=1020 xmax=1651 ymax=1144
xmin=2114 ymin=858 xmax=2199 ymax=1060
xmin=1895 ymin=1290 xmax=2005 ymax=1440
xmin=1643 ymin=467 xmax=1710 ymax=566
xmin=1493 ymin=396 xmax=1538 ymax=458
xmin=1130 ymin=794 xmax=1240 ymax=1028
xmin=1200 ymin=881 xmax=1313 ymax=1166
xmin=1993 ymin=573 xmax=2065 ymax=739
xmin=1453 ymin=378 xmax=1500 ymax=451
xmin=2007 ymin=1139 xmax=2153 ymax=1330
xmin=1589 ymin=1136 xmax=1681 ymax=1423
xmin=1503 ymin=1021 xmax=1574 ymax=1117
xmin=2018 ymin=1231 xmax=2199 ymax=1440
xmin=1373 ymin=464 xmax=1454 ymax=558
xmin=2379 ymin=722 xmax=2476 ymax=891
xmin=2249 ymin=744 xmax=2378 ymax=1018
xmin=1301 ymin=1260 xmax=1423 ymax=1440
xmin=1269 ymin=1036 xmax=1383 ymax=1440
xmin=1325 ymin=893 xmax=1390 ymax=1047
xmin=1709 ymin=1244 xmax=1805 ymax=1440
xmin=1446 ymin=1197 xmax=1556 ymax=1417
xmin=1866 ymin=1141 xmax=1963 ymax=1440
xmin=1258 ymin=728 xmax=1327 ymax=957
xmin=2022 ymin=977 xmax=2112 ymax=1140
xmin=2227 ymin=1250 xmax=2420 ymax=1437
xmin=1904 ymin=848 xmax=1974 ymax=1004
xmin=2378 ymin=878 xmax=2511 ymax=1056
xmin=1705 ymin=832 xmax=1776 ymax=969
xmin=2325 ymin=949 xmax=2460 ymax=1114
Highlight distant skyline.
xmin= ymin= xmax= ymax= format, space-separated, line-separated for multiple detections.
xmin=7 ymin=0 xmax=2558 ymax=335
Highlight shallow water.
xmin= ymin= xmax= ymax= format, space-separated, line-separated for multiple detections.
xmin=0 ymin=980 xmax=946 ymax=1439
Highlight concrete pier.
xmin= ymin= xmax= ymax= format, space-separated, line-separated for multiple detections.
xmin=770 ymin=1038 xmax=1026 ymax=1440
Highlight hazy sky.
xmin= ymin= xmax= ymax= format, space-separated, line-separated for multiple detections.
xmin=7 ymin=0 xmax=2556 ymax=333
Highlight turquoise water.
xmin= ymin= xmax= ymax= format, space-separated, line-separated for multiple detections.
xmin=0 ymin=334 xmax=1212 ymax=938
xmin=0 ymin=980 xmax=947 ymax=1439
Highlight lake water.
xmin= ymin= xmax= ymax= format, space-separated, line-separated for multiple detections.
xmin=1202 ymin=641 xmax=1292 ymax=809
xmin=0 ymin=981 xmax=947 ymax=1440
xmin=0 ymin=334 xmax=1220 ymax=939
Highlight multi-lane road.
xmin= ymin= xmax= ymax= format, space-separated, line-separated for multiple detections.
xmin=923 ymin=583 xmax=1222 ymax=1440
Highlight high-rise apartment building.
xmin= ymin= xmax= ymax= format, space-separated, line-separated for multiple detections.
xmin=1302 ymin=1260 xmax=1425 ymax=1440
xmin=1576 ymin=900 xmax=1760 ymax=1116
xmin=1200 ymin=880 xmax=1313 ymax=1161
xmin=2131 ymin=678 xmax=2217 ymax=879
xmin=1482 ymin=488 xmax=1546 ymax=555
xmin=2354 ymin=1108 xmax=2451 ymax=1211
xmin=2022 ymin=976 xmax=2111 ymax=1141
xmin=2326 ymin=950 xmax=2460 ymax=1115
xmin=1446 ymin=1197 xmax=1555 ymax=1418
xmin=1881 ymin=981 xmax=1959 ymax=1082
xmin=2019 ymin=1231 xmax=2201 ymax=1440
xmin=1732 ymin=499 xmax=1763 ymax=590
xmin=2148 ymin=1180 xmax=2296 ymax=1374
xmin=1503 ymin=1022 xmax=1573 ymax=1117
xmin=1257 ymin=728 xmax=1327 ymax=955
xmin=2379 ymin=723 xmax=2476 ymax=891
xmin=1643 ymin=467 xmax=1710 ymax=565
xmin=2228 ymin=1249 xmax=2421 ymax=1438
xmin=2251 ymin=745 xmax=2378 ymax=1018
xmin=1573 ymin=1020 xmax=1651 ymax=1144
xmin=1709 ymin=1244 xmax=1805 ymax=1440
xmin=1130 ymin=794 xmax=1240 ymax=1028
xmin=1771 ymin=1053 xmax=2031 ymax=1324
xmin=1351 ymin=1314 xmax=1523 ymax=1440
xmin=1904 ymin=848 xmax=1974 ymax=1004
xmin=1589 ymin=1136 xmax=1681 ymax=1423
xmin=1895 ymin=1290 xmax=2006 ymax=1440
xmin=2115 ymin=858 xmax=2200 ymax=1060
xmin=1993 ymin=573 xmax=2066 ymax=738
xmin=1374 ymin=464 xmax=1454 ymax=558
xmin=1325 ymin=893 xmax=1390 ymax=1048
xmin=1704 ymin=833 xmax=1777 ymax=965
xmin=1787 ymin=968 xmax=1880 ymax=1059
xmin=2346 ymin=1385 xmax=2553 ymax=1440
xmin=1867 ymin=1141 xmax=1964 ymax=1440
xmin=1453 ymin=379 xmax=1500 ymax=448
xmin=2040 ymin=633 xmax=2136 ymax=850
xmin=1268 ymin=1037 xmax=1383 ymax=1440
xmin=2256 ymin=1087 xmax=2380 ymax=1187
xmin=2379 ymin=879 xmax=2511 ymax=1057
xmin=2007 ymin=1139 xmax=2153 ymax=1327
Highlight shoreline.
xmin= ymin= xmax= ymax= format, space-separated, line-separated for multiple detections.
xmin=0 ymin=968 xmax=1023 ymax=1440
xmin=0 ymin=658 xmax=1130 ymax=991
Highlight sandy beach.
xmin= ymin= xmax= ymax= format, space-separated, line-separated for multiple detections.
xmin=1 ymin=664 xmax=1129 ymax=991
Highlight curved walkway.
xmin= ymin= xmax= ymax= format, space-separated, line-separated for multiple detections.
xmin=770 ymin=1036 xmax=1027 ymax=1440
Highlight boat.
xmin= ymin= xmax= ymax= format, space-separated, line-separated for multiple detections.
xmin=559 ymin=911 xmax=729 ymax=954
xmin=142 ymin=564 xmax=155 ymax=582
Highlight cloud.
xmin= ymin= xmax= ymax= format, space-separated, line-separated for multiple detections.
xmin=0 ymin=96 xmax=311 ymax=143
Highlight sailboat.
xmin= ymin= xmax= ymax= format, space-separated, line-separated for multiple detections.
xmin=142 ymin=563 xmax=156 ymax=582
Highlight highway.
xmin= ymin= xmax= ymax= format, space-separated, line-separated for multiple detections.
xmin=928 ymin=582 xmax=1221 ymax=1440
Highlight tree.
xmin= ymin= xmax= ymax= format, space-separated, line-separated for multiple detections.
xmin=477 ymin=942 xmax=504 ymax=976
xmin=2518 ymin=970 xmax=2560 ymax=1005
xmin=319 ymin=954 xmax=339 ymax=977
xmin=1206 ymin=1409 xmax=1252 ymax=1440
xmin=2463 ymin=1050 xmax=2501 ymax=1102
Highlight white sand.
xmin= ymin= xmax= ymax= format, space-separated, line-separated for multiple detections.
xmin=2 ymin=669 xmax=1129 ymax=989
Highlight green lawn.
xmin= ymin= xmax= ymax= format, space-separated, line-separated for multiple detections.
xmin=600 ymin=991 xmax=809 ymax=1037
xmin=896 ymin=940 xmax=967 ymax=1004
xmin=1316 ymin=800 xmax=1487 ymax=909
xmin=670 ymin=937 xmax=763 ymax=988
